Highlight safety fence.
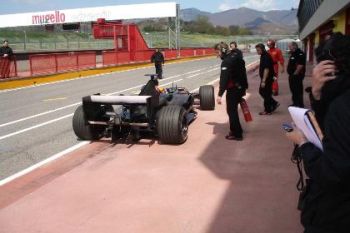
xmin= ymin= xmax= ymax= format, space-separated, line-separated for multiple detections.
xmin=102 ymin=48 xmax=215 ymax=67
xmin=0 ymin=57 xmax=17 ymax=79
xmin=29 ymin=52 xmax=96 ymax=76
xmin=1 ymin=48 xmax=215 ymax=79
xmin=102 ymin=50 xmax=155 ymax=66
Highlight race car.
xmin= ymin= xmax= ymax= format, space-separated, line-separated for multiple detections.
xmin=72 ymin=74 xmax=215 ymax=144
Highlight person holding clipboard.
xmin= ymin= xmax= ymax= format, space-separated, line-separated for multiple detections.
xmin=285 ymin=33 xmax=350 ymax=233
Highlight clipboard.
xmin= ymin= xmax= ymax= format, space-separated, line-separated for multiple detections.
xmin=288 ymin=107 xmax=324 ymax=151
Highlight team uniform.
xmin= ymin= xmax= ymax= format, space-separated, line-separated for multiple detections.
xmin=258 ymin=51 xmax=278 ymax=114
xmin=151 ymin=51 xmax=164 ymax=79
xmin=268 ymin=47 xmax=284 ymax=95
xmin=287 ymin=48 xmax=306 ymax=107
xmin=0 ymin=46 xmax=13 ymax=79
xmin=218 ymin=50 xmax=248 ymax=139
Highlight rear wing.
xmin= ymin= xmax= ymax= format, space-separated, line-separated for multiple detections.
xmin=82 ymin=95 xmax=151 ymax=105
xmin=82 ymin=95 xmax=153 ymax=123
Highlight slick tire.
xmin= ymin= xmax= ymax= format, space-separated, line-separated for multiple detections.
xmin=199 ymin=85 xmax=215 ymax=110
xmin=72 ymin=105 xmax=104 ymax=140
xmin=157 ymin=105 xmax=188 ymax=144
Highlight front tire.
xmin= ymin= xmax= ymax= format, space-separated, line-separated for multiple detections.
xmin=199 ymin=85 xmax=215 ymax=110
xmin=157 ymin=105 xmax=188 ymax=144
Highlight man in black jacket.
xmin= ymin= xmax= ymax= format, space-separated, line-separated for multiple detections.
xmin=0 ymin=40 xmax=13 ymax=79
xmin=286 ymin=33 xmax=350 ymax=233
xmin=255 ymin=43 xmax=279 ymax=115
xmin=287 ymin=42 xmax=306 ymax=107
xmin=215 ymin=42 xmax=248 ymax=141
xmin=150 ymin=48 xmax=164 ymax=79
xmin=229 ymin=41 xmax=243 ymax=59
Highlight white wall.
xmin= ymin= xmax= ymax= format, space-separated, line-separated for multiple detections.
xmin=0 ymin=2 xmax=177 ymax=28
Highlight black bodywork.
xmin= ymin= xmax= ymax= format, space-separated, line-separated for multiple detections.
xmin=73 ymin=74 xmax=213 ymax=144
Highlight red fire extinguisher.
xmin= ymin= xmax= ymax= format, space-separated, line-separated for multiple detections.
xmin=240 ymin=98 xmax=253 ymax=122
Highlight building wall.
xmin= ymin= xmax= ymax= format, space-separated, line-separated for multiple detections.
xmin=304 ymin=7 xmax=349 ymax=63
xmin=299 ymin=0 xmax=350 ymax=40
xmin=333 ymin=10 xmax=347 ymax=33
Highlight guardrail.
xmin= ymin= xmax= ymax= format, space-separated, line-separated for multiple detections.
xmin=29 ymin=52 xmax=96 ymax=76
xmin=1 ymin=48 xmax=215 ymax=79
xmin=102 ymin=48 xmax=215 ymax=67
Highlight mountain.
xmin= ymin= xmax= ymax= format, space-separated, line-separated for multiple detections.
xmin=180 ymin=7 xmax=298 ymax=35
xmin=244 ymin=17 xmax=272 ymax=29
xmin=180 ymin=8 xmax=211 ymax=22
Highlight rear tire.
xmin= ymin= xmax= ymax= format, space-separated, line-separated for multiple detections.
xmin=72 ymin=105 xmax=105 ymax=140
xmin=199 ymin=85 xmax=215 ymax=110
xmin=157 ymin=105 xmax=188 ymax=144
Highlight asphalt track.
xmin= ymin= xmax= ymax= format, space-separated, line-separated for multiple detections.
xmin=0 ymin=55 xmax=259 ymax=180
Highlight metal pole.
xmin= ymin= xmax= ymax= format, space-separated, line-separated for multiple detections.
xmin=168 ymin=27 xmax=171 ymax=49
xmin=176 ymin=4 xmax=180 ymax=57
xmin=114 ymin=25 xmax=117 ymax=52
xmin=168 ymin=17 xmax=171 ymax=49
xmin=23 ymin=30 xmax=27 ymax=51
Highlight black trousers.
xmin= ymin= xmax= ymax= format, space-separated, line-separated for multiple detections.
xmin=259 ymin=79 xmax=277 ymax=113
xmin=226 ymin=88 xmax=243 ymax=137
xmin=289 ymin=74 xmax=304 ymax=107
xmin=155 ymin=63 xmax=163 ymax=78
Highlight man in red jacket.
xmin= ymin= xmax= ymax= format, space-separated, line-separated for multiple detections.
xmin=267 ymin=39 xmax=284 ymax=96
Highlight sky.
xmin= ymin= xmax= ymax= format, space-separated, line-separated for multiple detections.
xmin=2 ymin=0 xmax=300 ymax=14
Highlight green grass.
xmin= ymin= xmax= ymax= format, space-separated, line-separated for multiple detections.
xmin=142 ymin=31 xmax=296 ymax=48
xmin=0 ymin=28 xmax=296 ymax=51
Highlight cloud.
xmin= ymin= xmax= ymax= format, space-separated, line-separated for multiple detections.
xmin=218 ymin=1 xmax=233 ymax=11
xmin=218 ymin=0 xmax=288 ymax=12
xmin=240 ymin=0 xmax=276 ymax=11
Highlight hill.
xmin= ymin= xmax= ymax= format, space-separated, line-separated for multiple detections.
xmin=181 ymin=7 xmax=298 ymax=35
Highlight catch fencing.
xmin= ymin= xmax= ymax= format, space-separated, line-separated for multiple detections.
xmin=1 ymin=48 xmax=215 ymax=79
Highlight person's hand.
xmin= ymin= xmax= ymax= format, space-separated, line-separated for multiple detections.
xmin=3 ymin=54 xmax=8 ymax=57
xmin=286 ymin=127 xmax=307 ymax=146
xmin=216 ymin=96 xmax=222 ymax=105
xmin=311 ymin=60 xmax=336 ymax=100
xmin=260 ymin=82 xmax=266 ymax=88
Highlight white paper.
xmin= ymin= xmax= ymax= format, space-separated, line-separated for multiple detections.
xmin=288 ymin=107 xmax=323 ymax=151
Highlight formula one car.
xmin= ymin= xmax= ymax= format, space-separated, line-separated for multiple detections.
xmin=72 ymin=74 xmax=215 ymax=144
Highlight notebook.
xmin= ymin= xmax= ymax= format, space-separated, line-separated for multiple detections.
xmin=288 ymin=107 xmax=324 ymax=151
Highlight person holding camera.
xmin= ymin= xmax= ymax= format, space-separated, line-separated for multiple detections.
xmin=286 ymin=33 xmax=350 ymax=233
xmin=287 ymin=42 xmax=306 ymax=107
xmin=215 ymin=42 xmax=248 ymax=141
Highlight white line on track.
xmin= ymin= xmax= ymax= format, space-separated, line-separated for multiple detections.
xmin=0 ymin=103 xmax=79 ymax=128
xmin=0 ymin=114 xmax=73 ymax=141
xmin=185 ymin=67 xmax=219 ymax=79
xmin=0 ymin=141 xmax=89 ymax=186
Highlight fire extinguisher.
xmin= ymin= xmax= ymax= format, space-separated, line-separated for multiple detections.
xmin=240 ymin=98 xmax=253 ymax=122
